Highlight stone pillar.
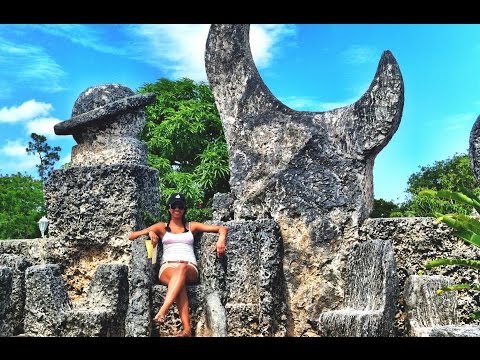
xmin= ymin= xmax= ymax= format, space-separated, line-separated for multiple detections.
xmin=0 ymin=254 xmax=31 ymax=336
xmin=44 ymin=84 xmax=160 ymax=336
xmin=24 ymin=264 xmax=71 ymax=336
xmin=0 ymin=266 xmax=13 ymax=336
xmin=199 ymin=219 xmax=286 ymax=336
xmin=46 ymin=84 xmax=159 ymax=263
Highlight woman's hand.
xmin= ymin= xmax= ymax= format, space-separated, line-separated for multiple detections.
xmin=149 ymin=230 xmax=159 ymax=247
xmin=216 ymin=239 xmax=226 ymax=257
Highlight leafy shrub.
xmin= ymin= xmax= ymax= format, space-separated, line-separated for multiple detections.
xmin=421 ymin=188 xmax=480 ymax=319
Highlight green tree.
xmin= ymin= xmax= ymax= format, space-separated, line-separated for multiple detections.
xmin=137 ymin=77 xmax=230 ymax=222
xmin=371 ymin=198 xmax=401 ymax=218
xmin=394 ymin=153 xmax=480 ymax=217
xmin=420 ymin=188 xmax=480 ymax=320
xmin=0 ymin=173 xmax=44 ymax=239
xmin=407 ymin=153 xmax=477 ymax=195
xmin=26 ymin=133 xmax=61 ymax=182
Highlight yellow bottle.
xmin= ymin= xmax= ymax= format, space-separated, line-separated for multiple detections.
xmin=145 ymin=239 xmax=153 ymax=259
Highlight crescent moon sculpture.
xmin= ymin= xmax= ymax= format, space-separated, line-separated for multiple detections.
xmin=205 ymin=24 xmax=404 ymax=243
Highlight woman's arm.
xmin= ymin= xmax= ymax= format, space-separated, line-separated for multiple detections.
xmin=128 ymin=223 xmax=164 ymax=247
xmin=190 ymin=222 xmax=228 ymax=257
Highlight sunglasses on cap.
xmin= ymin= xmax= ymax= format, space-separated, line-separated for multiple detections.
xmin=169 ymin=203 xmax=185 ymax=210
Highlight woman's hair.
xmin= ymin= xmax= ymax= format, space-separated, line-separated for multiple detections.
xmin=165 ymin=208 xmax=188 ymax=232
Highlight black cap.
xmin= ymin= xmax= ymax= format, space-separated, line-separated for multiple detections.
xmin=167 ymin=192 xmax=186 ymax=207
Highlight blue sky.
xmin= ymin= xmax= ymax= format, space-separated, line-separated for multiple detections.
xmin=0 ymin=24 xmax=479 ymax=203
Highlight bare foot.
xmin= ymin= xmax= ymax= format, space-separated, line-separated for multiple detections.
xmin=153 ymin=311 xmax=166 ymax=324
xmin=175 ymin=330 xmax=192 ymax=337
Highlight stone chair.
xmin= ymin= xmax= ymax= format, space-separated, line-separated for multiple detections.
xmin=149 ymin=234 xmax=227 ymax=337
xmin=63 ymin=263 xmax=129 ymax=336
xmin=126 ymin=216 xmax=286 ymax=337
xmin=404 ymin=274 xmax=480 ymax=337
xmin=24 ymin=263 xmax=128 ymax=336
xmin=316 ymin=239 xmax=399 ymax=336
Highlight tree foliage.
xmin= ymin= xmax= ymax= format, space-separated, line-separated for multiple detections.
xmin=373 ymin=153 xmax=480 ymax=218
xmin=26 ymin=133 xmax=61 ymax=182
xmin=420 ymin=188 xmax=480 ymax=320
xmin=0 ymin=173 xmax=44 ymax=239
xmin=137 ymin=77 xmax=230 ymax=222
xmin=407 ymin=153 xmax=477 ymax=195
xmin=371 ymin=198 xmax=401 ymax=218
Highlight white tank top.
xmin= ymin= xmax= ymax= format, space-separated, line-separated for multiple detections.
xmin=161 ymin=222 xmax=197 ymax=265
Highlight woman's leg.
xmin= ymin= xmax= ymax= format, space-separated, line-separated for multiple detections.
xmin=175 ymin=285 xmax=192 ymax=336
xmin=155 ymin=263 xmax=197 ymax=322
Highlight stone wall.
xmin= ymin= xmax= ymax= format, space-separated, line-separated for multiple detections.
xmin=359 ymin=217 xmax=480 ymax=336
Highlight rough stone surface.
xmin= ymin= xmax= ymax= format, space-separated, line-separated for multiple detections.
xmin=83 ymin=263 xmax=129 ymax=335
xmin=125 ymin=236 xmax=153 ymax=337
xmin=63 ymin=308 xmax=112 ymax=337
xmin=24 ymin=264 xmax=71 ymax=336
xmin=43 ymin=164 xmax=159 ymax=265
xmin=212 ymin=192 xmax=234 ymax=221
xmin=428 ymin=324 xmax=480 ymax=337
xmin=44 ymin=164 xmax=158 ymax=243
xmin=54 ymin=84 xmax=154 ymax=166
xmin=204 ymin=291 xmax=227 ymax=336
xmin=0 ymin=239 xmax=50 ymax=265
xmin=200 ymin=220 xmax=287 ymax=336
xmin=71 ymin=136 xmax=148 ymax=167
xmin=0 ymin=266 xmax=13 ymax=336
xmin=404 ymin=275 xmax=457 ymax=336
xmin=205 ymin=24 xmax=403 ymax=237
xmin=317 ymin=239 xmax=398 ymax=336
xmin=62 ymin=263 xmax=129 ymax=337
xmin=0 ymin=254 xmax=31 ymax=335
xmin=22 ymin=262 xmax=130 ymax=337
xmin=359 ymin=217 xmax=480 ymax=336
xmin=54 ymin=84 xmax=154 ymax=137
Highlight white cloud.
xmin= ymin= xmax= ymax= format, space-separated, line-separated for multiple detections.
xmin=0 ymin=37 xmax=66 ymax=93
xmin=1 ymin=24 xmax=297 ymax=90
xmin=0 ymin=158 xmax=38 ymax=176
xmin=0 ymin=139 xmax=27 ymax=157
xmin=280 ymin=96 xmax=320 ymax=111
xmin=0 ymin=100 xmax=52 ymax=123
xmin=0 ymin=137 xmax=67 ymax=176
xmin=250 ymin=24 xmax=296 ymax=68
xmin=342 ymin=45 xmax=377 ymax=65
xmin=32 ymin=24 xmax=126 ymax=56
xmin=127 ymin=24 xmax=210 ymax=82
xmin=0 ymin=139 xmax=38 ymax=175
xmin=25 ymin=117 xmax=59 ymax=136
xmin=280 ymin=95 xmax=360 ymax=112
xmin=127 ymin=24 xmax=297 ymax=82
xmin=443 ymin=112 xmax=476 ymax=132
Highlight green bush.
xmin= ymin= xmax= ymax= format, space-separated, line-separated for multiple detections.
xmin=421 ymin=188 xmax=480 ymax=319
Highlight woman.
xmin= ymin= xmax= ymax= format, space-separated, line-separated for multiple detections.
xmin=128 ymin=192 xmax=227 ymax=337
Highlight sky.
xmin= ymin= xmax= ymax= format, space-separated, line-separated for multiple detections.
xmin=0 ymin=24 xmax=479 ymax=204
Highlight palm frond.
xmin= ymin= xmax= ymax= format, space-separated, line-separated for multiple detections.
xmin=424 ymin=258 xmax=480 ymax=271
xmin=437 ymin=283 xmax=477 ymax=294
